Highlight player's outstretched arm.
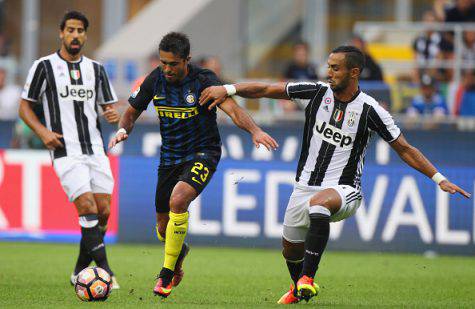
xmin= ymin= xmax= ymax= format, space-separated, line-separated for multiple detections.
xmin=199 ymin=82 xmax=289 ymax=110
xmin=108 ymin=106 xmax=142 ymax=149
xmin=218 ymin=97 xmax=279 ymax=151
xmin=19 ymin=98 xmax=64 ymax=150
xmin=390 ymin=133 xmax=471 ymax=198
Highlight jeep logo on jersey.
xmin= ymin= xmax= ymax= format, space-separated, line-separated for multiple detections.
xmin=59 ymin=85 xmax=94 ymax=100
xmin=315 ymin=119 xmax=354 ymax=149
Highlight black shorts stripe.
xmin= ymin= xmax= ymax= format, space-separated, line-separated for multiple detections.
xmin=43 ymin=60 xmax=66 ymax=158
xmin=339 ymin=103 xmax=371 ymax=186
xmin=346 ymin=196 xmax=361 ymax=204
xmin=309 ymin=100 xmax=349 ymax=186
xmin=346 ymin=192 xmax=357 ymax=200
xmin=68 ymin=62 xmax=93 ymax=154
xmin=100 ymin=65 xmax=113 ymax=102
xmin=27 ymin=62 xmax=46 ymax=100
xmin=295 ymin=86 xmax=327 ymax=182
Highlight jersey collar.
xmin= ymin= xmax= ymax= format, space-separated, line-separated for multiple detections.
xmin=56 ymin=50 xmax=83 ymax=64
xmin=334 ymin=88 xmax=361 ymax=104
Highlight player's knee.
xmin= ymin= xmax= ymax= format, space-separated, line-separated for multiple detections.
xmin=169 ymin=194 xmax=190 ymax=213
xmin=76 ymin=196 xmax=97 ymax=215
xmin=309 ymin=193 xmax=332 ymax=208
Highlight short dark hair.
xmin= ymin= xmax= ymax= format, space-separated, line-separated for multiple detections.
xmin=331 ymin=45 xmax=365 ymax=73
xmin=159 ymin=32 xmax=190 ymax=59
xmin=60 ymin=11 xmax=89 ymax=31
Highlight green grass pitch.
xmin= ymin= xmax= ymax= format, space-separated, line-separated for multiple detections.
xmin=0 ymin=242 xmax=474 ymax=308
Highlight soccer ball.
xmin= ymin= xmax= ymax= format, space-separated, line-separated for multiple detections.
xmin=74 ymin=266 xmax=112 ymax=301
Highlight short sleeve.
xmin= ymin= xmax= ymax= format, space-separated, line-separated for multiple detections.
xmin=198 ymin=69 xmax=222 ymax=91
xmin=128 ymin=71 xmax=155 ymax=111
xmin=97 ymin=64 xmax=118 ymax=105
xmin=21 ymin=60 xmax=46 ymax=103
xmin=286 ymin=81 xmax=322 ymax=99
xmin=368 ymin=103 xmax=401 ymax=143
xmin=286 ymin=81 xmax=324 ymax=109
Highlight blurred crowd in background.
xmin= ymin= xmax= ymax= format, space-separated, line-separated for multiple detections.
xmin=1 ymin=0 xmax=475 ymax=150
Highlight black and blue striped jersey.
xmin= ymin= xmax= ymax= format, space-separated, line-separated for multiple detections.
xmin=129 ymin=65 xmax=222 ymax=166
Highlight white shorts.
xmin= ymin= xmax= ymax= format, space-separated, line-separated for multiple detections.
xmin=282 ymin=183 xmax=362 ymax=243
xmin=53 ymin=154 xmax=114 ymax=202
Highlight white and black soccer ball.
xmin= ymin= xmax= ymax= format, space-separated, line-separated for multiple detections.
xmin=74 ymin=266 xmax=112 ymax=301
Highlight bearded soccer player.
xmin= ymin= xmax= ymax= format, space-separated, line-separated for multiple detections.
xmin=19 ymin=11 xmax=120 ymax=288
xmin=109 ymin=32 xmax=278 ymax=298
xmin=199 ymin=45 xmax=471 ymax=304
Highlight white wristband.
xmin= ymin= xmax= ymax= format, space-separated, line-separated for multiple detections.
xmin=432 ymin=172 xmax=447 ymax=185
xmin=223 ymin=84 xmax=237 ymax=96
xmin=116 ymin=128 xmax=127 ymax=136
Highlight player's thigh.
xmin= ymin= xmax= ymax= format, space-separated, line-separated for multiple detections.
xmin=53 ymin=155 xmax=92 ymax=202
xmin=327 ymin=185 xmax=362 ymax=222
xmin=169 ymin=181 xmax=199 ymax=213
xmin=282 ymin=185 xmax=318 ymax=243
xmin=155 ymin=165 xmax=181 ymax=214
xmin=177 ymin=157 xmax=217 ymax=198
xmin=88 ymin=154 xmax=114 ymax=196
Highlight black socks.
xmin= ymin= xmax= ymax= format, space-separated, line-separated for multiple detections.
xmin=80 ymin=224 xmax=113 ymax=275
xmin=301 ymin=212 xmax=330 ymax=278
xmin=286 ymin=259 xmax=303 ymax=286
xmin=74 ymin=224 xmax=110 ymax=275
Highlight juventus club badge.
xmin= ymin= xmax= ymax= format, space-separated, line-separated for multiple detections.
xmin=70 ymin=70 xmax=81 ymax=80
xmin=347 ymin=111 xmax=357 ymax=127
xmin=333 ymin=109 xmax=343 ymax=122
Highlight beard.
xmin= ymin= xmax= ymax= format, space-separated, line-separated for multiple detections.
xmin=330 ymin=76 xmax=350 ymax=93
xmin=64 ymin=40 xmax=82 ymax=56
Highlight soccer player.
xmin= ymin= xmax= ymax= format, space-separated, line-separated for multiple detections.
xmin=199 ymin=46 xmax=471 ymax=304
xmin=19 ymin=11 xmax=120 ymax=288
xmin=108 ymin=32 xmax=278 ymax=298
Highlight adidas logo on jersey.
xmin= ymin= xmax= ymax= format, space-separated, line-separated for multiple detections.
xmin=59 ymin=85 xmax=94 ymax=100
xmin=315 ymin=119 xmax=354 ymax=149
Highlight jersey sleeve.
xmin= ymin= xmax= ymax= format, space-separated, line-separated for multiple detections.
xmin=285 ymin=81 xmax=324 ymax=108
xmin=21 ymin=60 xmax=46 ymax=103
xmin=128 ymin=71 xmax=155 ymax=111
xmin=368 ymin=103 xmax=401 ymax=143
xmin=97 ymin=64 xmax=118 ymax=105
xmin=199 ymin=69 xmax=222 ymax=91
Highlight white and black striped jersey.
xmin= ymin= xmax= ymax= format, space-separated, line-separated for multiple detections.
xmin=286 ymin=81 xmax=401 ymax=189
xmin=21 ymin=52 xmax=117 ymax=159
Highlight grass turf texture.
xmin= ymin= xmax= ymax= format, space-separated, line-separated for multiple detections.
xmin=0 ymin=242 xmax=474 ymax=308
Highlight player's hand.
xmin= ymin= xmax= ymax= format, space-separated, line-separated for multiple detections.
xmin=439 ymin=180 xmax=471 ymax=198
xmin=108 ymin=131 xmax=128 ymax=149
xmin=39 ymin=129 xmax=64 ymax=150
xmin=252 ymin=130 xmax=279 ymax=151
xmin=103 ymin=108 xmax=120 ymax=124
xmin=199 ymin=86 xmax=228 ymax=110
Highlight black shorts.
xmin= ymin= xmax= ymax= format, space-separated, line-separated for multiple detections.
xmin=155 ymin=157 xmax=218 ymax=213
